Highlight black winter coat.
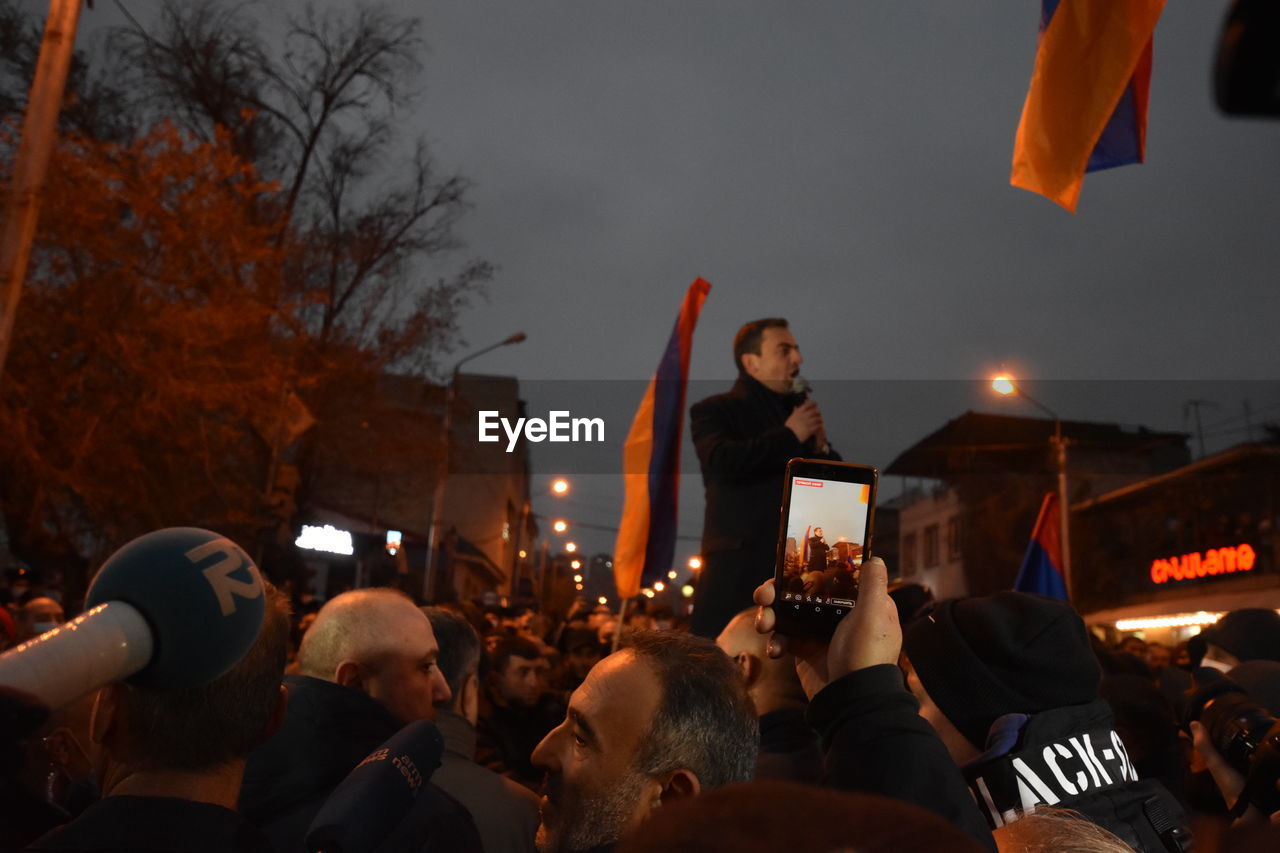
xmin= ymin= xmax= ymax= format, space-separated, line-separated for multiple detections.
xmin=239 ymin=675 xmax=481 ymax=853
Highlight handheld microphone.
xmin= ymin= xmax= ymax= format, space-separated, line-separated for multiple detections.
xmin=305 ymin=720 xmax=446 ymax=853
xmin=0 ymin=527 xmax=266 ymax=721
xmin=790 ymin=375 xmax=812 ymax=399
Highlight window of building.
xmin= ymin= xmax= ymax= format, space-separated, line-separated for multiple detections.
xmin=923 ymin=524 xmax=939 ymax=568
xmin=947 ymin=517 xmax=961 ymax=561
xmin=902 ymin=532 xmax=917 ymax=575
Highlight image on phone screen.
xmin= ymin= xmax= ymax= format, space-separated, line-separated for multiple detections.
xmin=778 ymin=475 xmax=870 ymax=608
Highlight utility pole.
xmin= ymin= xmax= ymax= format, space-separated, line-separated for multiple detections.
xmin=0 ymin=0 xmax=85 ymax=383
xmin=1184 ymin=399 xmax=1218 ymax=459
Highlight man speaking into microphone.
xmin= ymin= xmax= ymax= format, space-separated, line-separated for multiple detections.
xmin=689 ymin=318 xmax=840 ymax=637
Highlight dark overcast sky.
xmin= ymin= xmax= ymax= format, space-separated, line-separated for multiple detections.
xmin=56 ymin=1 xmax=1280 ymax=559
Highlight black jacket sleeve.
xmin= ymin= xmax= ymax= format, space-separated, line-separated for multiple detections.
xmin=806 ymin=665 xmax=996 ymax=851
xmin=690 ymin=397 xmax=808 ymax=476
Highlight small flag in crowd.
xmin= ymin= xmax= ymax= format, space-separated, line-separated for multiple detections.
xmin=1011 ymin=0 xmax=1167 ymax=212
xmin=614 ymin=278 xmax=711 ymax=600
xmin=1013 ymin=492 xmax=1067 ymax=600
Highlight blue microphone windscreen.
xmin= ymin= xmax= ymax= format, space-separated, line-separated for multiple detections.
xmin=86 ymin=528 xmax=265 ymax=691
xmin=305 ymin=720 xmax=446 ymax=853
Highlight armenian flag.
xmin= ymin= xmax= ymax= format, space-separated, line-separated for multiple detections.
xmin=1011 ymin=0 xmax=1167 ymax=212
xmin=614 ymin=278 xmax=711 ymax=600
xmin=1013 ymin=492 xmax=1068 ymax=600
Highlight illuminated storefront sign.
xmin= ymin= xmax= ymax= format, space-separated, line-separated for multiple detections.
xmin=1150 ymin=543 xmax=1255 ymax=585
xmin=296 ymin=524 xmax=355 ymax=556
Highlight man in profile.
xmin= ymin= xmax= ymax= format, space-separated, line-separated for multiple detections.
xmin=690 ymin=317 xmax=839 ymax=637
xmin=531 ymin=631 xmax=758 ymax=853
xmin=239 ymin=588 xmax=477 ymax=851
xmin=715 ymin=607 xmax=822 ymax=784
xmin=424 ymin=607 xmax=541 ymax=853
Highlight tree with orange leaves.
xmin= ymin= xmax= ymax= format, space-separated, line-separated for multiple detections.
xmin=0 ymin=122 xmax=302 ymax=577
xmin=0 ymin=1 xmax=489 ymax=594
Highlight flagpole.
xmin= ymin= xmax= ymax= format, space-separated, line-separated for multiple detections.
xmin=1053 ymin=420 xmax=1072 ymax=599
xmin=612 ymin=597 xmax=629 ymax=653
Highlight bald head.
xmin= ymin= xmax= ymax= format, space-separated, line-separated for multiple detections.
xmin=299 ymin=588 xmax=427 ymax=679
xmin=298 ymin=588 xmax=450 ymax=723
xmin=716 ymin=608 xmax=769 ymax=661
xmin=715 ymin=608 xmax=807 ymax=713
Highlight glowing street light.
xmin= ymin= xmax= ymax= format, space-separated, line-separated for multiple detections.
xmin=576 ymin=583 xmax=584 ymax=590
xmin=518 ymin=549 xmax=527 ymax=559
xmin=642 ymin=588 xmax=656 ymax=598
xmin=598 ymin=596 xmax=608 ymax=606
xmin=667 ymin=569 xmax=678 ymax=580
xmin=573 ymin=574 xmax=583 ymax=583
xmin=653 ymin=581 xmax=665 ymax=592
xmin=681 ymin=584 xmax=695 ymax=598
xmin=552 ymin=478 xmax=570 ymax=496
xmin=688 ymin=556 xmax=702 ymax=570
xmin=553 ymin=520 xmax=568 ymax=533
xmin=991 ymin=375 xmax=1016 ymax=396
xmin=565 ymin=542 xmax=577 ymax=553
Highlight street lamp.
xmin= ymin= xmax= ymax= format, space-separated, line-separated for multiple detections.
xmin=565 ymin=542 xmax=577 ymax=553
xmin=553 ymin=520 xmax=568 ymax=534
xmin=991 ymin=375 xmax=1072 ymax=595
xmin=552 ymin=478 xmax=570 ymax=496
xmin=688 ymin=556 xmax=702 ymax=570
xmin=424 ymin=332 xmax=526 ymax=601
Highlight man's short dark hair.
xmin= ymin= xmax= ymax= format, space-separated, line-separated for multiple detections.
xmin=491 ymin=635 xmax=543 ymax=674
xmin=126 ymin=582 xmax=291 ymax=772
xmin=733 ymin=318 xmax=789 ymax=373
xmin=623 ymin=631 xmax=758 ymax=788
xmin=424 ymin=606 xmax=481 ymax=699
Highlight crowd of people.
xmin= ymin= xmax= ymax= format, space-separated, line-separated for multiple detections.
xmin=4 ymin=554 xmax=1280 ymax=853
xmin=3 ymin=318 xmax=1279 ymax=850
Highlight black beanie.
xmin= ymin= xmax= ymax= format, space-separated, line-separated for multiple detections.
xmin=1199 ymin=609 xmax=1280 ymax=663
xmin=903 ymin=592 xmax=1102 ymax=750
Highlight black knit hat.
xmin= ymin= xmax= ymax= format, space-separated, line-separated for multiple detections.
xmin=903 ymin=592 xmax=1102 ymax=750
xmin=1199 ymin=609 xmax=1280 ymax=663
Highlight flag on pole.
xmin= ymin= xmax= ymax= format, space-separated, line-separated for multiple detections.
xmin=614 ymin=278 xmax=711 ymax=600
xmin=1011 ymin=0 xmax=1167 ymax=212
xmin=1013 ymin=492 xmax=1068 ymax=600
xmin=800 ymin=525 xmax=813 ymax=569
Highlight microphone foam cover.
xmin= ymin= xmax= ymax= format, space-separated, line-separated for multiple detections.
xmin=86 ymin=527 xmax=265 ymax=691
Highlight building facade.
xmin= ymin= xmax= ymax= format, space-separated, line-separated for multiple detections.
xmin=1072 ymin=443 xmax=1280 ymax=638
xmin=887 ymin=411 xmax=1189 ymax=599
xmin=293 ymin=371 xmax=534 ymax=602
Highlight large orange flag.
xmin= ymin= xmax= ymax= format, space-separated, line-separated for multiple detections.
xmin=613 ymin=278 xmax=710 ymax=601
xmin=1011 ymin=0 xmax=1167 ymax=212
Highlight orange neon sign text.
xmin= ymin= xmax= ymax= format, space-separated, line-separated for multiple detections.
xmin=1150 ymin=544 xmax=1255 ymax=584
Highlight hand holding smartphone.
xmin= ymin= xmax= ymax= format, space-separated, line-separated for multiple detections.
xmin=754 ymin=555 xmax=901 ymax=700
xmin=772 ymin=458 xmax=877 ymax=639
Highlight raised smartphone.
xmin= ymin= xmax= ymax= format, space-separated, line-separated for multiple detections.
xmin=773 ymin=458 xmax=878 ymax=637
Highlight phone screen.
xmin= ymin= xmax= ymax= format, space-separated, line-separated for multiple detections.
xmin=774 ymin=460 xmax=876 ymax=631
